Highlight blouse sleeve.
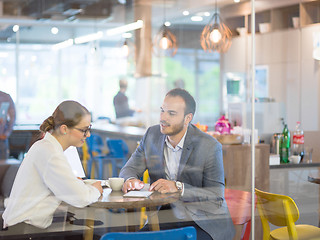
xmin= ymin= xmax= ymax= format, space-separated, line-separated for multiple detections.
xmin=40 ymin=153 xmax=101 ymax=208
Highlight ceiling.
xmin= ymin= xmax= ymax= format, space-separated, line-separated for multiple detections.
xmin=0 ymin=0 xmax=306 ymax=44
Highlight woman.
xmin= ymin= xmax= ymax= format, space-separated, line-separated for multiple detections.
xmin=2 ymin=100 xmax=103 ymax=229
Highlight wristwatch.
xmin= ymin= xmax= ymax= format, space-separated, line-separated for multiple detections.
xmin=175 ymin=181 xmax=183 ymax=191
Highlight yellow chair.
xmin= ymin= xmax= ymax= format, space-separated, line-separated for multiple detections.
xmin=140 ymin=170 xmax=150 ymax=228
xmin=255 ymin=188 xmax=320 ymax=240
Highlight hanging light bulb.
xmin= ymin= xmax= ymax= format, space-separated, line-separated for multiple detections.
xmin=160 ymin=34 xmax=169 ymax=50
xmin=200 ymin=1 xmax=232 ymax=53
xmin=209 ymin=28 xmax=222 ymax=43
xmin=153 ymin=24 xmax=177 ymax=56
xmin=121 ymin=40 xmax=130 ymax=57
xmin=153 ymin=0 xmax=177 ymax=57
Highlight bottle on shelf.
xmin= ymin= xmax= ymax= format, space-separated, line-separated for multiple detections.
xmin=291 ymin=121 xmax=304 ymax=161
xmin=279 ymin=119 xmax=290 ymax=163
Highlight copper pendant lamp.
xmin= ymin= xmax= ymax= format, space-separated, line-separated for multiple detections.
xmin=153 ymin=0 xmax=178 ymax=57
xmin=200 ymin=0 xmax=232 ymax=53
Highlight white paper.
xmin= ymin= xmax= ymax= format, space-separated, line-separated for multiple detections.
xmin=64 ymin=146 xmax=86 ymax=178
xmin=123 ymin=190 xmax=153 ymax=198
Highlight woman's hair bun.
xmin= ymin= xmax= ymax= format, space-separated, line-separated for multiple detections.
xmin=40 ymin=116 xmax=55 ymax=132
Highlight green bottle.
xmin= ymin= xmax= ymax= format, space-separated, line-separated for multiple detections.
xmin=279 ymin=121 xmax=290 ymax=163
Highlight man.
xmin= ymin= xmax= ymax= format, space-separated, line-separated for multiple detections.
xmin=113 ymin=78 xmax=135 ymax=119
xmin=119 ymin=88 xmax=235 ymax=240
xmin=0 ymin=90 xmax=16 ymax=159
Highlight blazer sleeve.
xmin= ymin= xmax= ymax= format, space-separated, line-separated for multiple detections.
xmin=180 ymin=137 xmax=226 ymax=214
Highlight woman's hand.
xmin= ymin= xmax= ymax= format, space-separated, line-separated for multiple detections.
xmin=92 ymin=181 xmax=103 ymax=194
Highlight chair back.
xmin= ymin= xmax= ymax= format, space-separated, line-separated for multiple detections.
xmin=8 ymin=131 xmax=33 ymax=160
xmin=106 ymin=139 xmax=128 ymax=158
xmin=100 ymin=226 xmax=196 ymax=240
xmin=255 ymin=188 xmax=300 ymax=239
xmin=225 ymin=188 xmax=253 ymax=225
xmin=225 ymin=188 xmax=255 ymax=240
xmin=86 ymin=134 xmax=104 ymax=156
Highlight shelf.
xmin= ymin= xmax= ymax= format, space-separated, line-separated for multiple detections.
xmin=248 ymin=10 xmax=271 ymax=33
xmin=225 ymin=16 xmax=246 ymax=36
xmin=224 ymin=1 xmax=320 ymax=36
xmin=301 ymin=0 xmax=320 ymax=26
xmin=271 ymin=4 xmax=299 ymax=30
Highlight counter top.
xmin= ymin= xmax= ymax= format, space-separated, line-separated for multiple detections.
xmin=13 ymin=124 xmax=40 ymax=131
xmin=12 ymin=123 xmax=146 ymax=138
xmin=92 ymin=122 xmax=145 ymax=139
xmin=270 ymin=162 xmax=320 ymax=169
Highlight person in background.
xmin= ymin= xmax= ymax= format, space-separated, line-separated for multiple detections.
xmin=120 ymin=88 xmax=235 ymax=240
xmin=0 ymin=90 xmax=16 ymax=159
xmin=113 ymin=78 xmax=136 ymax=119
xmin=2 ymin=100 xmax=103 ymax=229
xmin=174 ymin=78 xmax=185 ymax=89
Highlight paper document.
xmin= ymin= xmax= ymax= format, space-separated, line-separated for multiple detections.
xmin=64 ymin=146 xmax=86 ymax=178
xmin=123 ymin=190 xmax=153 ymax=198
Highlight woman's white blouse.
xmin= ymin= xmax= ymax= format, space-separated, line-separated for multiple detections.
xmin=2 ymin=132 xmax=101 ymax=229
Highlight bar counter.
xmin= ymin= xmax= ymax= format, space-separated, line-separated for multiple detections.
xmin=10 ymin=123 xmax=146 ymax=157
xmin=270 ymin=162 xmax=320 ymax=169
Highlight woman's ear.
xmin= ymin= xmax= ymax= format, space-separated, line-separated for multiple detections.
xmin=59 ymin=124 xmax=68 ymax=135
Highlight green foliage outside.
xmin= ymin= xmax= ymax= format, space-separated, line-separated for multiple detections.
xmin=163 ymin=56 xmax=221 ymax=125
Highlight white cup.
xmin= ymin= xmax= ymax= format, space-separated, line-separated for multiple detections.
xmin=292 ymin=17 xmax=300 ymax=29
xmin=108 ymin=177 xmax=124 ymax=191
xmin=289 ymin=155 xmax=301 ymax=164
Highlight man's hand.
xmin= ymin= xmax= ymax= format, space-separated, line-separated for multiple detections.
xmin=92 ymin=181 xmax=103 ymax=194
xmin=122 ymin=178 xmax=144 ymax=193
xmin=149 ymin=179 xmax=178 ymax=193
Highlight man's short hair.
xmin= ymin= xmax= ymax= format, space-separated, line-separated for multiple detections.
xmin=119 ymin=79 xmax=128 ymax=89
xmin=166 ymin=88 xmax=196 ymax=116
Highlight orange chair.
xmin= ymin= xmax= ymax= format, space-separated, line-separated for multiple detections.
xmin=225 ymin=188 xmax=255 ymax=240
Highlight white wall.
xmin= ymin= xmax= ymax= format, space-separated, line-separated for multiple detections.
xmin=222 ymin=25 xmax=320 ymax=131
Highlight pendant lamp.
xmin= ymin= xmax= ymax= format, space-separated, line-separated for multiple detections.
xmin=121 ymin=40 xmax=130 ymax=57
xmin=153 ymin=0 xmax=178 ymax=57
xmin=119 ymin=37 xmax=134 ymax=58
xmin=200 ymin=0 xmax=232 ymax=53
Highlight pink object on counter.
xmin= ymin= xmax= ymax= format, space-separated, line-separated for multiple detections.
xmin=215 ymin=115 xmax=231 ymax=134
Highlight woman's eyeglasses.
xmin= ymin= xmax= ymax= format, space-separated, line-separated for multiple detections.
xmin=74 ymin=124 xmax=92 ymax=137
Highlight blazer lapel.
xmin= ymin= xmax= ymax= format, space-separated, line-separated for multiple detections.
xmin=158 ymin=133 xmax=167 ymax=179
xmin=177 ymin=125 xmax=194 ymax=179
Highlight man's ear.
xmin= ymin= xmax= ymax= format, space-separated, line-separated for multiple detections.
xmin=184 ymin=113 xmax=193 ymax=125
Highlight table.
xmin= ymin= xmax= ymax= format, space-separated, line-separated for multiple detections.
xmin=0 ymin=214 xmax=89 ymax=240
xmin=308 ymin=171 xmax=320 ymax=227
xmin=308 ymin=172 xmax=320 ymax=184
xmin=85 ymin=188 xmax=180 ymax=239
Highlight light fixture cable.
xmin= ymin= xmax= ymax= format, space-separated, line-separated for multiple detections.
xmin=153 ymin=0 xmax=178 ymax=57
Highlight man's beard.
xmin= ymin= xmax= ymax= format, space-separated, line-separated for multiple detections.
xmin=160 ymin=120 xmax=185 ymax=136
